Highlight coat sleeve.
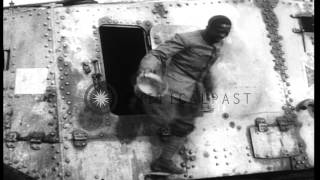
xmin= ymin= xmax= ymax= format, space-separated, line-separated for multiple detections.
xmin=139 ymin=34 xmax=186 ymax=75
xmin=202 ymin=71 xmax=214 ymax=92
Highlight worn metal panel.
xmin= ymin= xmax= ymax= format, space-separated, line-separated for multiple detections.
xmin=183 ymin=113 xmax=292 ymax=179
xmin=274 ymin=1 xmax=314 ymax=103
xmin=149 ymin=0 xmax=302 ymax=179
xmin=6 ymin=7 xmax=59 ymax=137
xmin=3 ymin=7 xmax=63 ymax=180
xmin=250 ymin=126 xmax=300 ymax=158
xmin=5 ymin=143 xmax=63 ymax=180
xmin=51 ymin=3 xmax=157 ymax=180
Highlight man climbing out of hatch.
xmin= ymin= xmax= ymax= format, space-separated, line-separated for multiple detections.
xmin=135 ymin=15 xmax=232 ymax=174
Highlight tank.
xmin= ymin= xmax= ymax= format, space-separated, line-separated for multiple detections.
xmin=3 ymin=0 xmax=314 ymax=179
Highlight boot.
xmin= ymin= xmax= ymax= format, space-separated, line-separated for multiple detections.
xmin=151 ymin=136 xmax=186 ymax=174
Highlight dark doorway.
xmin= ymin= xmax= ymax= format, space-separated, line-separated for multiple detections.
xmin=99 ymin=25 xmax=150 ymax=115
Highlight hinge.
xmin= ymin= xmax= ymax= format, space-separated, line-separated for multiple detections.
xmin=255 ymin=117 xmax=268 ymax=132
xmin=4 ymin=131 xmax=59 ymax=150
xmin=72 ymin=129 xmax=88 ymax=148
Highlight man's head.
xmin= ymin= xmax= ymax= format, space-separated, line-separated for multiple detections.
xmin=204 ymin=15 xmax=232 ymax=44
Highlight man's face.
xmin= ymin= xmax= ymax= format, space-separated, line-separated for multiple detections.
xmin=206 ymin=23 xmax=231 ymax=43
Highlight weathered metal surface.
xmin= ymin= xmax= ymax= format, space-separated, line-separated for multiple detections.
xmin=3 ymin=0 xmax=314 ymax=179
xmin=5 ymin=142 xmax=62 ymax=180
xmin=3 ymin=6 xmax=62 ymax=180
xmin=5 ymin=7 xmax=59 ymax=137
xmin=274 ymin=1 xmax=314 ymax=104
xmin=51 ymin=3 xmax=158 ymax=180
xmin=250 ymin=126 xmax=300 ymax=158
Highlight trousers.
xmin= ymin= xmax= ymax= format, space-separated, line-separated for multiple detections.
xmin=141 ymin=94 xmax=202 ymax=137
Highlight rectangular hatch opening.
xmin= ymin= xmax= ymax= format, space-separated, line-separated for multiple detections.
xmin=99 ymin=25 xmax=150 ymax=115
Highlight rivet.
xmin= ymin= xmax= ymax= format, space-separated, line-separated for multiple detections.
xmin=65 ymin=82 xmax=70 ymax=86
xmin=65 ymin=158 xmax=70 ymax=163
xmin=64 ymin=145 xmax=69 ymax=149
xmin=222 ymin=113 xmax=229 ymax=119
xmin=60 ymin=16 xmax=65 ymax=20
xmin=214 ymin=156 xmax=218 ymax=159
xmin=226 ymin=162 xmax=229 ymax=165
xmin=52 ymin=156 xmax=56 ymax=160
xmin=66 ymin=92 xmax=71 ymax=95
xmin=64 ymin=62 xmax=68 ymax=66
xmin=47 ymin=17 xmax=51 ymax=20
xmin=216 ymin=163 xmax=219 ymax=166
xmin=43 ymin=23 xmax=48 ymax=26
xmin=95 ymin=175 xmax=99 ymax=179
xmin=67 ymin=101 xmax=71 ymax=105
xmin=60 ymin=76 xmax=64 ymax=80
xmin=60 ymin=86 xmax=64 ymax=90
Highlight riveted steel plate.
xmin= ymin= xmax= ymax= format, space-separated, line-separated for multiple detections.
xmin=7 ymin=142 xmax=62 ymax=180
xmin=249 ymin=126 xmax=300 ymax=158
xmin=5 ymin=7 xmax=60 ymax=137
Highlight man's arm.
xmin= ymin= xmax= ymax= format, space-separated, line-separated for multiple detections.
xmin=203 ymin=71 xmax=215 ymax=100
xmin=139 ymin=34 xmax=186 ymax=75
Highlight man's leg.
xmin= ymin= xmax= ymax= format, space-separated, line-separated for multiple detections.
xmin=151 ymin=98 xmax=201 ymax=174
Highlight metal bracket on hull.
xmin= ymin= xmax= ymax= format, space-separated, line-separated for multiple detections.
xmin=4 ymin=131 xmax=59 ymax=150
